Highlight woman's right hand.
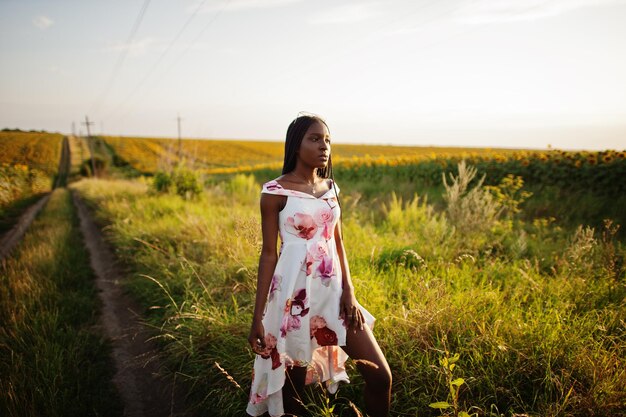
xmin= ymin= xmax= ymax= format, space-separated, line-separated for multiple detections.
xmin=248 ymin=320 xmax=266 ymax=355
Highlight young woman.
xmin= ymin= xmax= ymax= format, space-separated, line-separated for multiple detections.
xmin=246 ymin=113 xmax=392 ymax=417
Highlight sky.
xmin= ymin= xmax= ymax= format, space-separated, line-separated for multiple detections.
xmin=1 ymin=0 xmax=625 ymax=150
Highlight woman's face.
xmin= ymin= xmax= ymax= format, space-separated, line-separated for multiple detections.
xmin=297 ymin=120 xmax=331 ymax=169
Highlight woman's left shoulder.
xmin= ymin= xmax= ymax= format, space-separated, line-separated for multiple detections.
xmin=327 ymin=178 xmax=340 ymax=195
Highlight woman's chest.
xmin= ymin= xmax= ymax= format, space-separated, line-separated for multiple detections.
xmin=278 ymin=197 xmax=340 ymax=237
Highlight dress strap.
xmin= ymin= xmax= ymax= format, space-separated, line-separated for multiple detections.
xmin=261 ymin=180 xmax=293 ymax=197
xmin=261 ymin=179 xmax=340 ymax=199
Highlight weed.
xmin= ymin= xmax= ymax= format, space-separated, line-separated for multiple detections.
xmin=429 ymin=338 xmax=478 ymax=417
xmin=442 ymin=160 xmax=503 ymax=237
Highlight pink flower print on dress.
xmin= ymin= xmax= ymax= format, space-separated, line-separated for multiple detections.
xmin=268 ymin=274 xmax=282 ymax=302
xmin=302 ymin=251 xmax=314 ymax=276
xmin=314 ymin=207 xmax=334 ymax=226
xmin=280 ymin=289 xmax=309 ymax=337
xmin=266 ymin=181 xmax=281 ymax=192
xmin=259 ymin=333 xmax=281 ymax=370
xmin=307 ymin=240 xmax=329 ymax=261
xmin=290 ymin=288 xmax=310 ymax=317
xmin=309 ymin=315 xmax=338 ymax=346
xmin=316 ymin=254 xmax=335 ymax=286
xmin=323 ymin=223 xmax=334 ymax=240
xmin=250 ymin=372 xmax=268 ymax=404
xmin=314 ymin=326 xmax=338 ymax=346
xmin=314 ymin=207 xmax=335 ymax=240
xmin=309 ymin=315 xmax=327 ymax=337
xmin=281 ymin=315 xmax=300 ymax=338
xmin=286 ymin=213 xmax=318 ymax=240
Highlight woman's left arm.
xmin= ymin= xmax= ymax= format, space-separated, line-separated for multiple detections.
xmin=334 ymin=218 xmax=365 ymax=332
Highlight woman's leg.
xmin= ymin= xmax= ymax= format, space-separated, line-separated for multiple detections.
xmin=282 ymin=365 xmax=307 ymax=416
xmin=342 ymin=325 xmax=392 ymax=417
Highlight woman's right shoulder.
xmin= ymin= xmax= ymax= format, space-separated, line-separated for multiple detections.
xmin=260 ymin=184 xmax=287 ymax=214
xmin=261 ymin=177 xmax=287 ymax=202
xmin=261 ymin=176 xmax=292 ymax=197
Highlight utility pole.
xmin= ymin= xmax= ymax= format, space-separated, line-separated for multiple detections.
xmin=177 ymin=113 xmax=183 ymax=160
xmin=82 ymin=116 xmax=96 ymax=177
xmin=72 ymin=121 xmax=83 ymax=164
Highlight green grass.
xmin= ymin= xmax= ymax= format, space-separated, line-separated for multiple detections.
xmin=70 ymin=170 xmax=626 ymax=417
xmin=0 ymin=188 xmax=123 ymax=417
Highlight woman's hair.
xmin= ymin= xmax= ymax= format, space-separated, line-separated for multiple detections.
xmin=282 ymin=114 xmax=343 ymax=238
xmin=282 ymin=114 xmax=332 ymax=177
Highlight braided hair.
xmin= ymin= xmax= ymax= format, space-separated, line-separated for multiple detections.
xmin=282 ymin=114 xmax=343 ymax=239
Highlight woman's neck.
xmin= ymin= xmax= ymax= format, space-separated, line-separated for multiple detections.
xmin=289 ymin=168 xmax=319 ymax=185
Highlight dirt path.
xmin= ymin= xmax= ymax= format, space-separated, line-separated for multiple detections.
xmin=73 ymin=193 xmax=189 ymax=417
xmin=2 ymin=136 xmax=191 ymax=415
xmin=0 ymin=193 xmax=51 ymax=261
xmin=55 ymin=135 xmax=71 ymax=188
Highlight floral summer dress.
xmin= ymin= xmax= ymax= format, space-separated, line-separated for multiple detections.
xmin=246 ymin=179 xmax=375 ymax=417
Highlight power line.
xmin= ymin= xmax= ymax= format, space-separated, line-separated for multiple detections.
xmin=89 ymin=0 xmax=152 ymax=116
xmin=105 ymin=0 xmax=233 ymax=130
xmin=104 ymin=0 xmax=461 ymax=130
xmin=103 ymin=0 xmax=210 ymax=122
xmin=161 ymin=0 xmax=233 ymax=79
xmin=103 ymin=0 xmax=442 ymax=130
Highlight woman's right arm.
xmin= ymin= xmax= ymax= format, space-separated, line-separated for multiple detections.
xmin=248 ymin=192 xmax=282 ymax=353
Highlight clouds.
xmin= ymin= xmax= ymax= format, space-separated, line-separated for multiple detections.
xmin=33 ymin=15 xmax=53 ymax=30
xmin=454 ymin=0 xmax=626 ymax=24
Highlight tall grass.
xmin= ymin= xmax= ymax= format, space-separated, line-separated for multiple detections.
xmin=0 ymin=164 xmax=51 ymax=218
xmin=0 ymin=188 xmax=123 ymax=417
xmin=70 ymin=166 xmax=625 ymax=416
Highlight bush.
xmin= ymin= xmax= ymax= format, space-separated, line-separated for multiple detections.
xmin=443 ymin=160 xmax=503 ymax=237
xmin=151 ymin=167 xmax=202 ymax=199
xmin=172 ymin=168 xmax=202 ymax=199
xmin=224 ymin=174 xmax=259 ymax=205
xmin=79 ymin=157 xmax=108 ymax=177
xmin=153 ymin=171 xmax=173 ymax=193
xmin=375 ymin=247 xmax=427 ymax=272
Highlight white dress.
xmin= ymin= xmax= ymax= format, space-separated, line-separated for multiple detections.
xmin=246 ymin=179 xmax=375 ymax=417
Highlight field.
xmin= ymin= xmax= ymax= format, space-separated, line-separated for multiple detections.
xmin=101 ymin=135 xmax=523 ymax=174
xmin=2 ymin=133 xmax=625 ymax=416
xmin=0 ymin=131 xmax=64 ymax=231
xmin=0 ymin=130 xmax=63 ymax=175
xmin=69 ymin=154 xmax=625 ymax=416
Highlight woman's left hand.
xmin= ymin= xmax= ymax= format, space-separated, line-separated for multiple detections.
xmin=339 ymin=286 xmax=364 ymax=332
